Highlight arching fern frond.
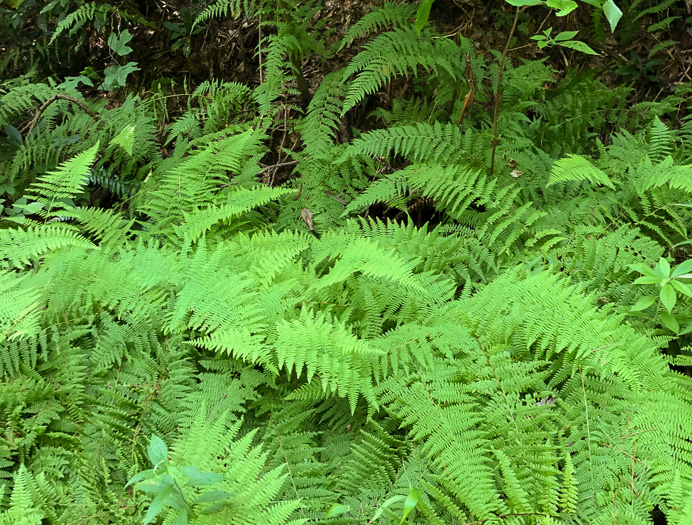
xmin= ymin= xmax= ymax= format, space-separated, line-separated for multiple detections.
xmin=342 ymin=28 xmax=466 ymax=114
xmin=26 ymin=142 xmax=99 ymax=214
xmin=340 ymin=122 xmax=466 ymax=165
xmin=337 ymin=2 xmax=417 ymax=51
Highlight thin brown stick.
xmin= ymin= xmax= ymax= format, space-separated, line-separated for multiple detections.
xmin=259 ymin=159 xmax=300 ymax=173
xmin=24 ymin=94 xmax=100 ymax=135
xmin=490 ymin=6 xmax=521 ymax=176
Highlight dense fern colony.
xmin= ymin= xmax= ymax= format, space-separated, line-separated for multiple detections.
xmin=2 ymin=1 xmax=692 ymax=524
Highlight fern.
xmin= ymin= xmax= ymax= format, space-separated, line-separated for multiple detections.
xmin=342 ymin=27 xmax=468 ymax=114
xmin=548 ymin=154 xmax=615 ymax=188
xmin=337 ymin=2 xmax=417 ymax=50
xmin=49 ymin=3 xmax=117 ymax=44
xmin=192 ymin=0 xmax=253 ymax=31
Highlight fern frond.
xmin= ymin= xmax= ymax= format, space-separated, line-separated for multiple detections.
xmin=337 ymin=2 xmax=417 ymax=50
xmin=50 ymin=4 xmax=116 ymax=44
xmin=341 ymin=122 xmax=466 ymax=165
xmin=342 ymin=28 xmax=464 ymax=114
xmin=26 ymin=142 xmax=99 ymax=213
xmin=548 ymin=154 xmax=615 ymax=188
xmin=0 ymin=225 xmax=96 ymax=270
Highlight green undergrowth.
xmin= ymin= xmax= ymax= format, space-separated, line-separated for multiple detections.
xmin=1 ymin=1 xmax=692 ymax=524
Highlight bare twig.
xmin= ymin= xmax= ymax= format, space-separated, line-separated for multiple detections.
xmin=24 ymin=94 xmax=100 ymax=135
xmin=259 ymin=159 xmax=300 ymax=173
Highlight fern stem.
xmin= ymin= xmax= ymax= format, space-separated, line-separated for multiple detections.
xmin=490 ymin=6 xmax=521 ymax=176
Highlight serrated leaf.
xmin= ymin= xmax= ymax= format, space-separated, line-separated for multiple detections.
xmin=660 ymin=283 xmax=676 ymax=312
xmin=100 ymin=62 xmax=140 ymax=91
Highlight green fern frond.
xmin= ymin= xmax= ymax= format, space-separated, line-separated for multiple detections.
xmin=337 ymin=2 xmax=417 ymax=50
xmin=0 ymin=225 xmax=96 ymax=269
xmin=0 ymin=465 xmax=45 ymax=524
xmin=192 ymin=0 xmax=250 ymax=31
xmin=341 ymin=122 xmax=466 ymax=165
xmin=548 ymin=154 xmax=615 ymax=188
xmin=50 ymin=4 xmax=116 ymax=44
xmin=26 ymin=142 xmax=99 ymax=213
xmin=342 ymin=27 xmax=464 ymax=114
xmin=276 ymin=309 xmax=382 ymax=413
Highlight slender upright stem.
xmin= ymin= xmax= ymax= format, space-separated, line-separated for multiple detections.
xmin=490 ymin=6 xmax=521 ymax=176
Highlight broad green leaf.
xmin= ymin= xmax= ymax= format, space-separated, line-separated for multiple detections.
xmin=505 ymin=0 xmax=542 ymax=5
xmin=4 ymin=125 xmax=23 ymax=146
xmin=660 ymin=311 xmax=679 ymax=333
xmin=100 ymin=62 xmax=141 ymax=91
xmin=670 ymin=280 xmax=692 ymax=298
xmin=633 ymin=276 xmax=662 ymax=285
xmin=196 ymin=490 xmax=233 ymax=503
xmin=630 ymin=296 xmax=656 ymax=311
xmin=558 ymin=40 xmax=599 ymax=55
xmin=415 ymin=0 xmax=435 ymax=35
xmin=547 ymin=0 xmax=578 ymax=16
xmin=143 ymin=486 xmax=174 ymax=524
xmin=554 ymin=30 xmax=579 ymax=41
xmin=400 ymin=488 xmax=422 ymax=524
xmin=148 ymin=435 xmax=168 ymax=466
xmin=162 ymin=490 xmax=188 ymax=512
xmin=181 ymin=466 xmax=224 ymax=486
xmin=660 ymin=283 xmax=676 ymax=312
xmin=628 ymin=263 xmax=658 ymax=278
xmin=671 ymin=259 xmax=692 ymax=278
xmin=126 ymin=469 xmax=155 ymax=488
xmin=326 ymin=503 xmax=350 ymax=518
xmin=138 ymin=477 xmax=173 ymax=493
xmin=655 ymin=258 xmax=671 ymax=279
xmin=107 ymin=29 xmax=134 ymax=56
xmin=603 ymin=0 xmax=622 ymax=32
